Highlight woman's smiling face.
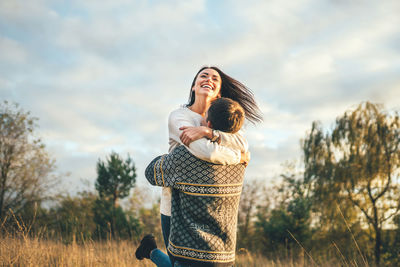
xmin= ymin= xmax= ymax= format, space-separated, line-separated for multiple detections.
xmin=191 ymin=68 xmax=222 ymax=100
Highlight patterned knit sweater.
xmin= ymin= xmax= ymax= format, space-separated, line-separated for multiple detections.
xmin=145 ymin=146 xmax=245 ymax=267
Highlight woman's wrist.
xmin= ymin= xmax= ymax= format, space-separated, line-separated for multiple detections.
xmin=203 ymin=126 xmax=213 ymax=139
xmin=211 ymin=130 xmax=221 ymax=144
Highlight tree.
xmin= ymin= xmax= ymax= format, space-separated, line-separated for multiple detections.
xmin=255 ymin=172 xmax=312 ymax=258
xmin=47 ymin=191 xmax=97 ymax=242
xmin=303 ymin=102 xmax=400 ymax=265
xmin=237 ymin=180 xmax=265 ymax=251
xmin=93 ymin=197 xmax=141 ymax=240
xmin=95 ymin=152 xmax=136 ymax=208
xmin=94 ymin=152 xmax=137 ymax=239
xmin=0 ymin=101 xmax=56 ymax=221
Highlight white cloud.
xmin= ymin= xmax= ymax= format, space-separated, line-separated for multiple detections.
xmin=1 ymin=0 xmax=399 ymax=195
xmin=0 ymin=0 xmax=56 ymax=21
xmin=0 ymin=37 xmax=28 ymax=64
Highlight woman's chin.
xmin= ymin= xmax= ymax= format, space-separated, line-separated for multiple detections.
xmin=196 ymin=90 xmax=217 ymax=99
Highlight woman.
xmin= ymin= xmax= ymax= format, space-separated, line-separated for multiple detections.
xmin=136 ymin=66 xmax=262 ymax=266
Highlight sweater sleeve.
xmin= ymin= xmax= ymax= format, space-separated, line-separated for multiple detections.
xmin=145 ymin=147 xmax=187 ymax=188
xmin=168 ymin=109 xmax=241 ymax=165
xmin=145 ymin=154 xmax=177 ymax=187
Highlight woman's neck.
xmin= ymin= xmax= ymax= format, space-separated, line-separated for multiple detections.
xmin=189 ymin=96 xmax=212 ymax=117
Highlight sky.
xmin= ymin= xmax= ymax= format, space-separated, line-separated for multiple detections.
xmin=1 ymin=0 xmax=399 ymax=198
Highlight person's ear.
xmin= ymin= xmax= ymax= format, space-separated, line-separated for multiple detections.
xmin=207 ymin=121 xmax=213 ymax=128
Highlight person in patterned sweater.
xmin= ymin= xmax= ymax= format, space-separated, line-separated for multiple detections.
xmin=143 ymin=97 xmax=247 ymax=267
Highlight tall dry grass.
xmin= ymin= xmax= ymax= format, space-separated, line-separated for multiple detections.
xmin=0 ymin=235 xmax=156 ymax=267
xmin=0 ymin=210 xmax=153 ymax=266
xmin=0 ymin=209 xmax=369 ymax=267
xmin=234 ymin=248 xmax=352 ymax=267
xmin=0 ymin=234 xmax=361 ymax=267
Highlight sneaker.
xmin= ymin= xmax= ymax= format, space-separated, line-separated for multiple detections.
xmin=135 ymin=234 xmax=157 ymax=260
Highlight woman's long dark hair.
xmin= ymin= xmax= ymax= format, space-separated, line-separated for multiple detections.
xmin=187 ymin=66 xmax=263 ymax=124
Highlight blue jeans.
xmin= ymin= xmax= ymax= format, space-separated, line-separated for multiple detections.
xmin=150 ymin=214 xmax=172 ymax=267
xmin=161 ymin=214 xmax=170 ymax=249
xmin=150 ymin=249 xmax=172 ymax=267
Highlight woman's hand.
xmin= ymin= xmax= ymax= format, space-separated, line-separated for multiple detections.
xmin=179 ymin=126 xmax=212 ymax=146
xmin=240 ymin=151 xmax=251 ymax=166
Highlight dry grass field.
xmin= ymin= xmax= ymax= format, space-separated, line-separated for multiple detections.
xmin=0 ymin=214 xmax=366 ymax=267
xmin=0 ymin=235 xmax=359 ymax=267
xmin=0 ymin=235 xmax=152 ymax=267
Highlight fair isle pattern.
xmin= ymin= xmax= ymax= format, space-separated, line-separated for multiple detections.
xmin=152 ymin=155 xmax=165 ymax=186
xmin=168 ymin=242 xmax=235 ymax=263
xmin=175 ymin=182 xmax=243 ymax=196
xmin=170 ymin=193 xmax=240 ymax=253
xmin=159 ymin=155 xmax=165 ymax=186
xmin=145 ymin=146 xmax=246 ymax=265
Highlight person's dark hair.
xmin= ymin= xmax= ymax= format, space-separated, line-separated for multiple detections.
xmin=187 ymin=66 xmax=263 ymax=124
xmin=207 ymin=97 xmax=245 ymax=133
